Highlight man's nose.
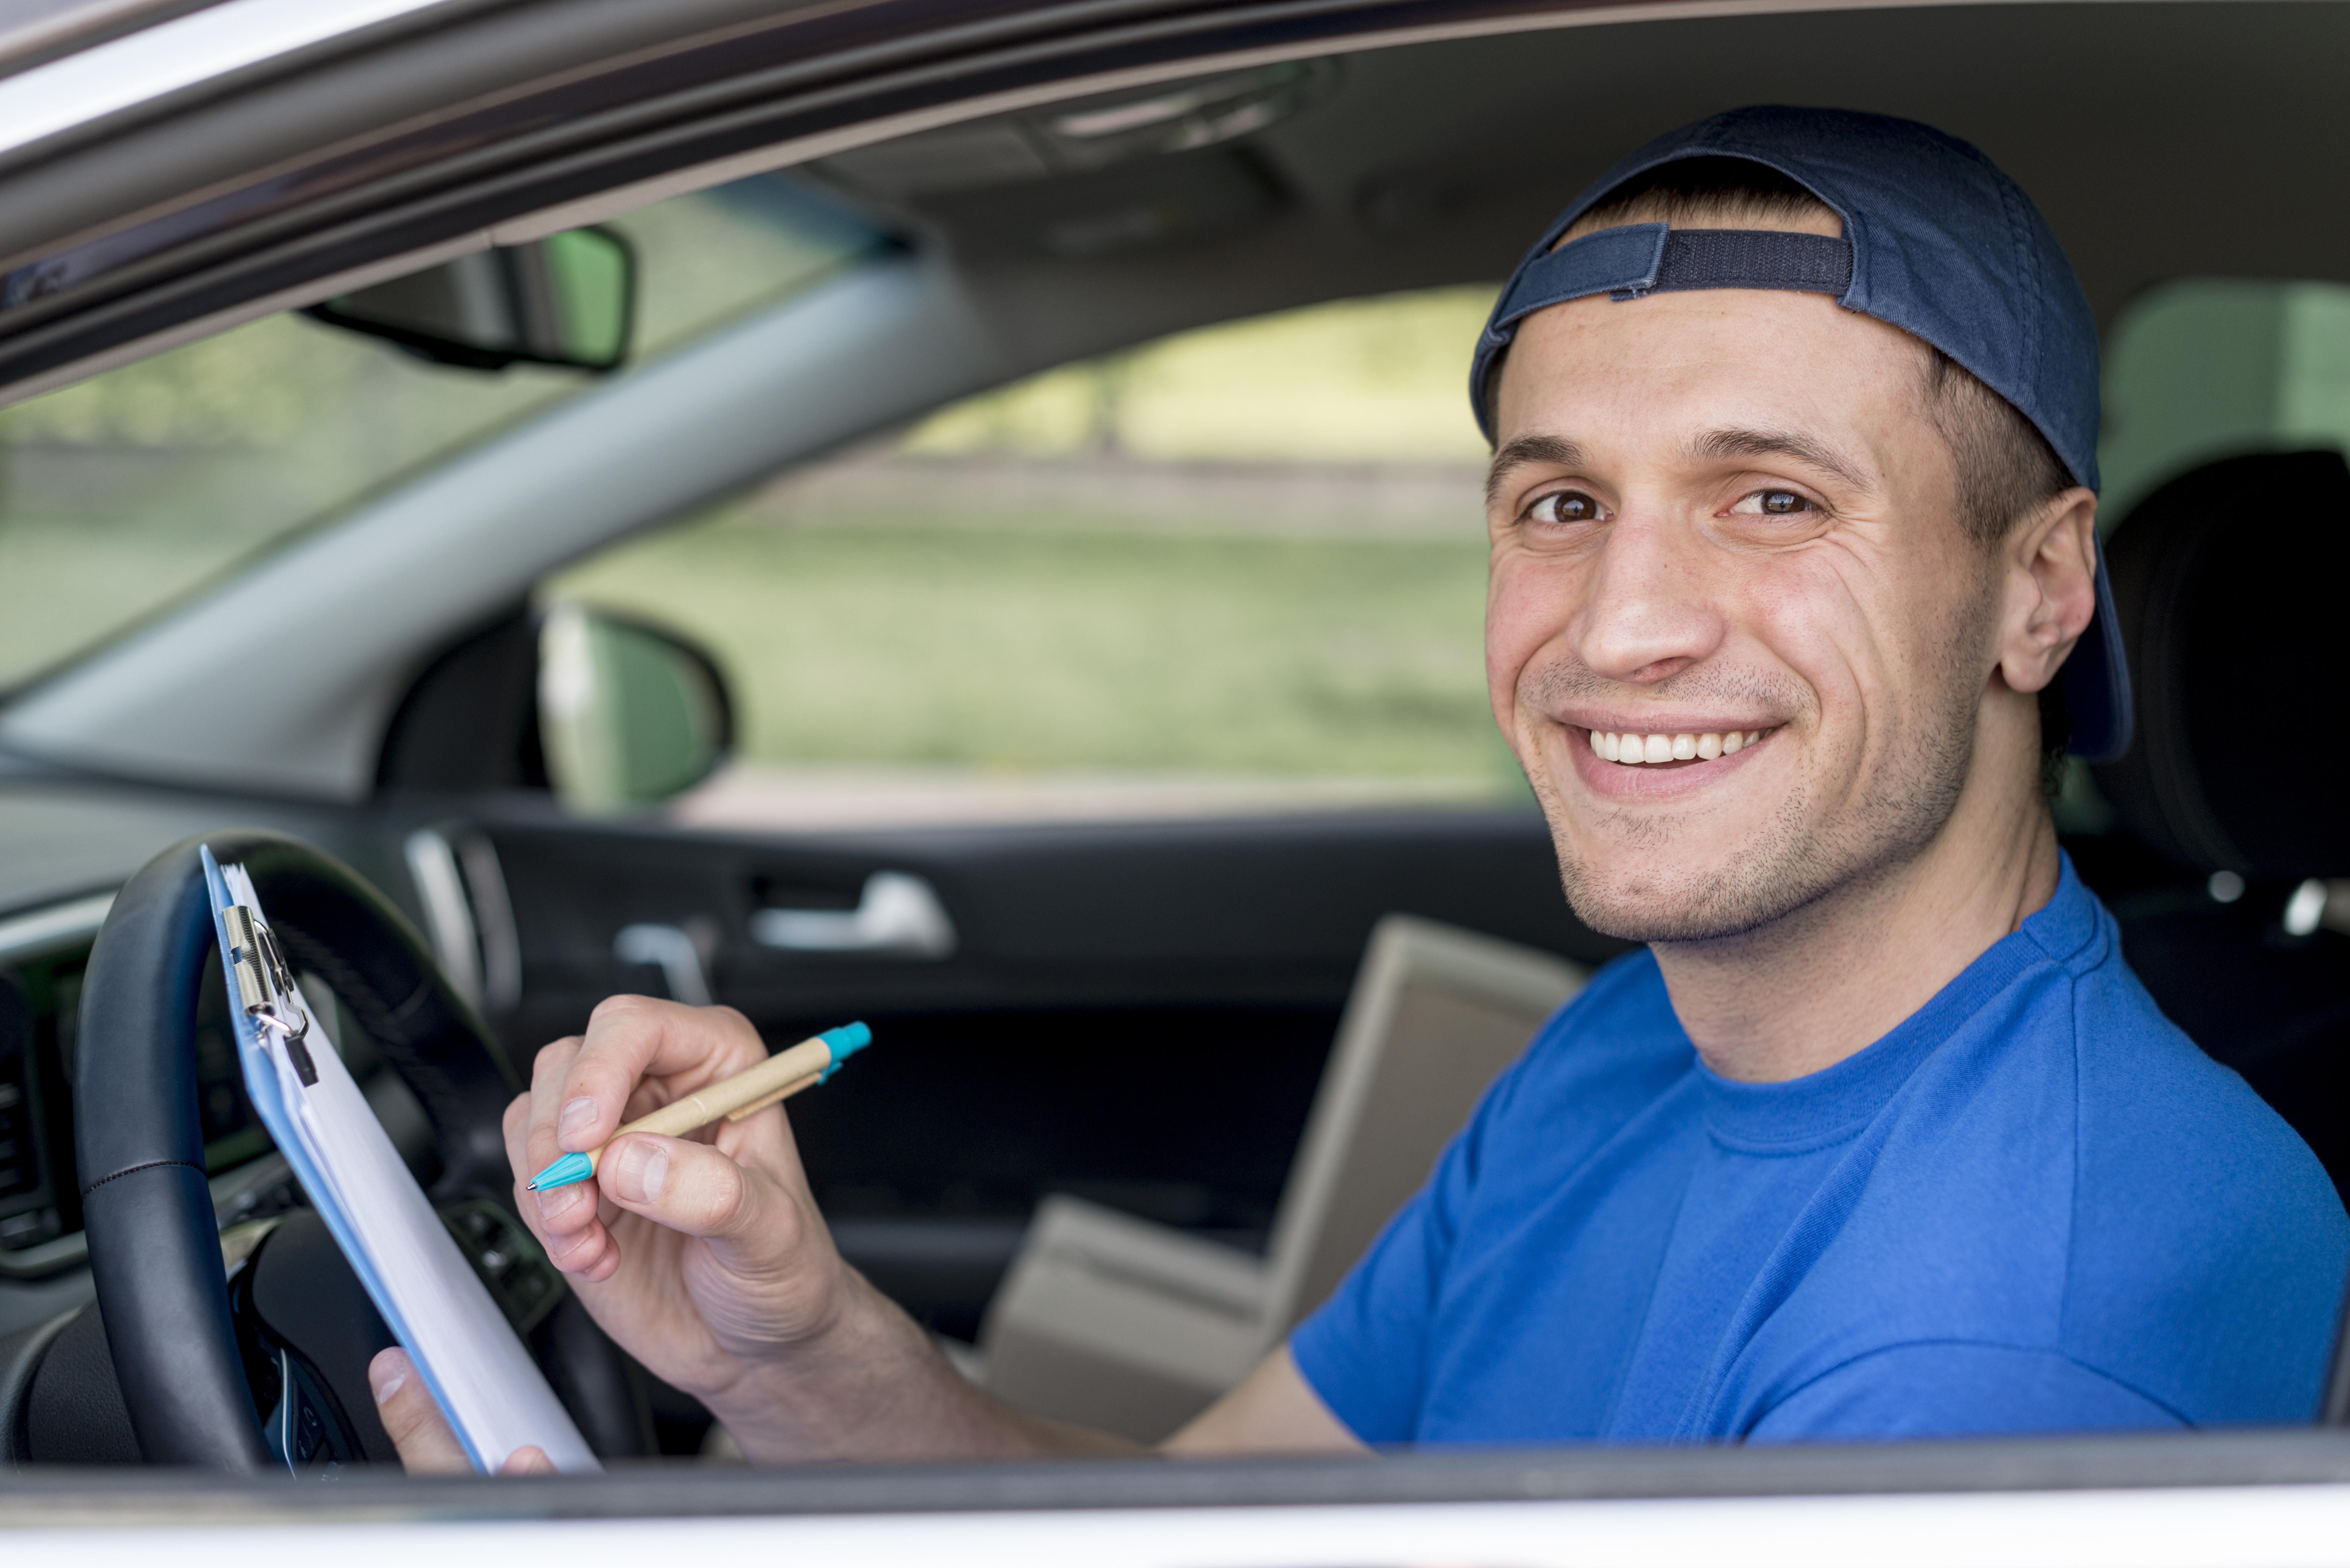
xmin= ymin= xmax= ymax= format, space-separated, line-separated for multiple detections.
xmin=1573 ymin=511 xmax=1728 ymax=684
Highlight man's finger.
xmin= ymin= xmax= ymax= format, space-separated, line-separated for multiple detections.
xmin=370 ymin=1347 xmax=472 ymax=1474
xmin=524 ymin=1034 xmax=587 ymax=1181
xmin=500 ymin=1444 xmax=556 ymax=1475
xmin=509 ymin=1090 xmax=604 ymax=1256
xmin=551 ymin=998 xmax=767 ymax=1156
xmin=600 ymin=1133 xmax=807 ymax=1254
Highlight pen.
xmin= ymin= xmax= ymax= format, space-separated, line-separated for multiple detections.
xmin=526 ymin=1021 xmax=870 ymax=1191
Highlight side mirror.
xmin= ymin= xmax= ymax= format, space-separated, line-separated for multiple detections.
xmin=538 ymin=606 xmax=731 ymax=813
xmin=306 ymin=228 xmax=635 ymax=373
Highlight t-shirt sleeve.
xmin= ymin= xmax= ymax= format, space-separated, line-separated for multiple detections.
xmin=1286 ymin=1062 xmax=1518 ymax=1444
xmin=1748 ymin=1342 xmax=2188 ymax=1441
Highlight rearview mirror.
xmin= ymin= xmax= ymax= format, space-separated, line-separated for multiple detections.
xmin=538 ymin=605 xmax=731 ymax=814
xmin=306 ymin=228 xmax=635 ymax=373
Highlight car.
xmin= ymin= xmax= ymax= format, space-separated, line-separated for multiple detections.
xmin=1 ymin=0 xmax=2348 ymax=1556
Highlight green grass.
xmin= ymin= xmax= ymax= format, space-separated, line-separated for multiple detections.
xmin=907 ymin=287 xmax=1497 ymax=463
xmin=552 ymin=507 xmax=1518 ymax=787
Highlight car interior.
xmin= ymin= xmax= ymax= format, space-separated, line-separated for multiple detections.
xmin=0 ymin=0 xmax=2345 ymax=1494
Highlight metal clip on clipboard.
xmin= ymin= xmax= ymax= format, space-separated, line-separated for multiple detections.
xmin=222 ymin=902 xmax=317 ymax=1085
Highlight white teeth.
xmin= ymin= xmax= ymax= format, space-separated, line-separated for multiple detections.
xmin=1588 ymin=726 xmax=1772 ymax=765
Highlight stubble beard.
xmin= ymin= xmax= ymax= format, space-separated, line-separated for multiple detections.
xmin=1522 ymin=609 xmax=1992 ymax=946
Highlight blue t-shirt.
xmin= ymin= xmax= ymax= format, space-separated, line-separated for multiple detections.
xmin=1292 ymin=856 xmax=2350 ymax=1444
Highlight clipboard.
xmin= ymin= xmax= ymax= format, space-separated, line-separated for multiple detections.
xmin=202 ymin=844 xmax=598 ymax=1474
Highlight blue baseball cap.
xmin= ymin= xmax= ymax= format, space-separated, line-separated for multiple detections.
xmin=1471 ymin=105 xmax=2131 ymax=763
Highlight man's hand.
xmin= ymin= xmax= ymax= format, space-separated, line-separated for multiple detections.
xmin=505 ymin=996 xmax=1107 ymax=1462
xmin=509 ymin=997 xmax=877 ymax=1450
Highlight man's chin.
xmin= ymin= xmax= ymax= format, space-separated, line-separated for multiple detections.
xmin=1556 ymin=862 xmax=1802 ymax=945
xmin=1541 ymin=801 xmax=1837 ymax=946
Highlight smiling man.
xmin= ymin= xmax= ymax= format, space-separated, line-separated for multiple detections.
xmin=376 ymin=108 xmax=2348 ymax=1469
xmin=1285 ymin=106 xmax=2349 ymax=1443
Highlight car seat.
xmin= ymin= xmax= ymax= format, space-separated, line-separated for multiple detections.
xmin=2091 ymin=449 xmax=2350 ymax=1200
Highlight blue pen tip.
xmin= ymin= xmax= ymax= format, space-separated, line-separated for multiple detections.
xmin=528 ymin=1150 xmax=595 ymax=1191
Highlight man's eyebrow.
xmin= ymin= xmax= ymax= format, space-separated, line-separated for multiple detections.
xmin=1688 ymin=427 xmax=1871 ymax=491
xmin=1485 ymin=435 xmax=1586 ymax=507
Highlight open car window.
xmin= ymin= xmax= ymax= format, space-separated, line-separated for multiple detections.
xmin=545 ymin=284 xmax=1536 ymax=828
xmin=0 ymin=177 xmax=882 ymax=695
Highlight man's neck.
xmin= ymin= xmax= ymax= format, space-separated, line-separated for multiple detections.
xmin=1652 ymin=767 xmax=2064 ymax=1085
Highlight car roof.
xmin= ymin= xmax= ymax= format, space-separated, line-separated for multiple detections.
xmin=0 ymin=0 xmax=2345 ymax=409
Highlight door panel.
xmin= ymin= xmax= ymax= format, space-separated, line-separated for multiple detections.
xmin=481 ymin=807 xmax=1617 ymax=1336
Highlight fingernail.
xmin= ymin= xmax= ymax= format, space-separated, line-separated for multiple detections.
xmin=536 ymin=1184 xmax=587 ymax=1224
xmin=557 ymin=1097 xmax=598 ymax=1145
xmin=613 ymin=1140 xmax=668 ymax=1204
xmin=369 ymin=1348 xmax=409 ymax=1405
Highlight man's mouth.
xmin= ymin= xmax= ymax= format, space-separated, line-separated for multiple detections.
xmin=1586 ymin=727 xmax=1778 ymax=767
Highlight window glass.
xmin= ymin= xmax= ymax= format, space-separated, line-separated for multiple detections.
xmin=547 ymin=287 xmax=1528 ymax=828
xmin=0 ymin=176 xmax=879 ymax=690
xmin=2101 ymin=278 xmax=2350 ymax=521
xmin=2058 ymin=278 xmax=2350 ymax=835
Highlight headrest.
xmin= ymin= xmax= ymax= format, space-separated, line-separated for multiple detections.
xmin=2093 ymin=449 xmax=2350 ymax=878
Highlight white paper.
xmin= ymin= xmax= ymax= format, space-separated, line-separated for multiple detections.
xmin=205 ymin=848 xmax=598 ymax=1474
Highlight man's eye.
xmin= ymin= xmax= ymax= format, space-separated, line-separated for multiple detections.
xmin=1528 ymin=490 xmax=1604 ymax=525
xmin=1731 ymin=489 xmax=1815 ymax=516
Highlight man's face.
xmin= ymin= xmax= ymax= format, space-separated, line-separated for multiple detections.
xmin=1485 ymin=265 xmax=2007 ymax=944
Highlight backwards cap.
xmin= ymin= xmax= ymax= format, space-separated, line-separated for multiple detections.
xmin=1470 ymin=105 xmax=2130 ymax=762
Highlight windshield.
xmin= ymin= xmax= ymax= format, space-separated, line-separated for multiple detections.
xmin=0 ymin=176 xmax=881 ymax=692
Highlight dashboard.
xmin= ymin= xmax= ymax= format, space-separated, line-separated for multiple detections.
xmin=0 ymin=893 xmax=323 ymax=1278
xmin=0 ymin=893 xmax=110 ymax=1266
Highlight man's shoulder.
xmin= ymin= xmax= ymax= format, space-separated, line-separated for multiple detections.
xmin=1906 ymin=904 xmax=2339 ymax=1256
xmin=1842 ymin=907 xmax=2350 ymax=1424
xmin=2062 ymin=930 xmax=2348 ymax=1409
xmin=2057 ymin=911 xmax=2336 ymax=1224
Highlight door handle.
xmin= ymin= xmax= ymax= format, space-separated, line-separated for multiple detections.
xmin=750 ymin=872 xmax=956 ymax=959
xmin=614 ymin=923 xmax=714 ymax=1006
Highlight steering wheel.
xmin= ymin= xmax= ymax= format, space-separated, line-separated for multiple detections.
xmin=73 ymin=830 xmax=579 ymax=1468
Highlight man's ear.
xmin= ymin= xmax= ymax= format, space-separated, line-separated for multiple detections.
xmin=1996 ymin=486 xmax=2100 ymax=696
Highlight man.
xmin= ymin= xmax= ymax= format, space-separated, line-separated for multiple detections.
xmin=376 ymin=106 xmax=2348 ymax=1467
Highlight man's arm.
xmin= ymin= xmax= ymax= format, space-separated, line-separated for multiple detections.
xmin=1165 ymin=1345 xmax=1365 ymax=1455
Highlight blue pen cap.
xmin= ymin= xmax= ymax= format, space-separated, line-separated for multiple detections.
xmin=818 ymin=1021 xmax=871 ymax=1080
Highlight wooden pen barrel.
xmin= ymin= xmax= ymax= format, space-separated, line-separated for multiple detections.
xmin=613 ymin=1033 xmax=836 ymax=1142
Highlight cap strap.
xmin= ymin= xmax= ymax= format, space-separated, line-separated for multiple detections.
xmin=1488 ymin=223 xmax=1853 ymax=338
xmin=1628 ymin=228 xmax=1853 ymax=299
